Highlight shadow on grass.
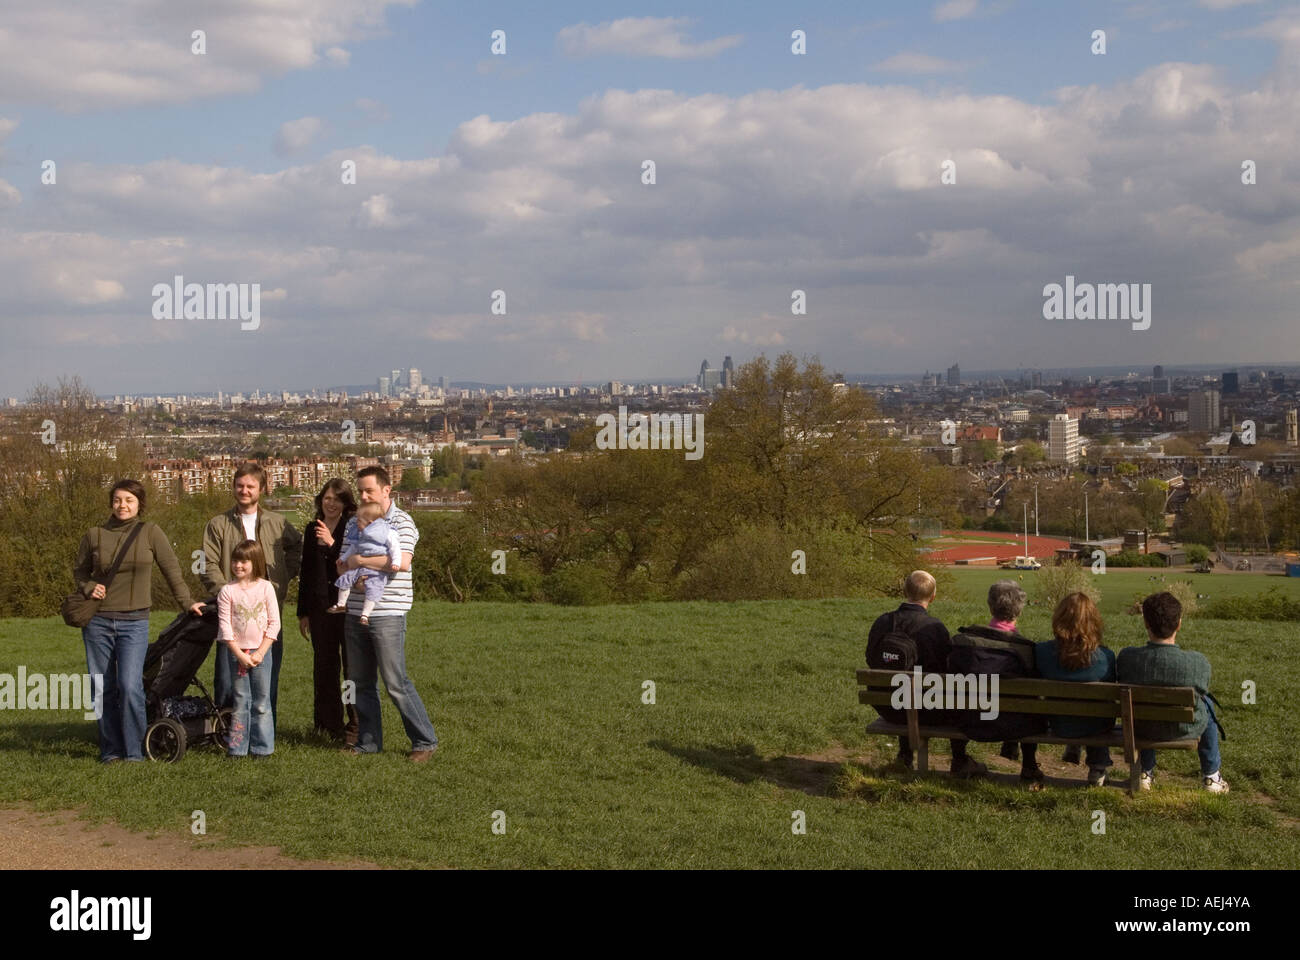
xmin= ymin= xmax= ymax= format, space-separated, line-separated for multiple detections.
xmin=649 ymin=738 xmax=1137 ymax=806
xmin=0 ymin=720 xmax=97 ymax=756
xmin=649 ymin=740 xmax=853 ymax=797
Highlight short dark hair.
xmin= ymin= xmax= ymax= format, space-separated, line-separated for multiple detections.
xmin=233 ymin=462 xmax=268 ymax=492
xmin=1141 ymin=592 xmax=1182 ymax=639
xmin=313 ymin=478 xmax=357 ymax=521
xmin=356 ymin=465 xmax=391 ymax=488
xmin=230 ymin=539 xmax=268 ymax=581
xmin=108 ymin=478 xmax=148 ymax=515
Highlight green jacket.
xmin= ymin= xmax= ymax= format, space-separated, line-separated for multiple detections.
xmin=200 ymin=506 xmax=302 ymax=604
xmin=1116 ymin=641 xmax=1211 ymax=741
xmin=73 ymin=517 xmax=194 ymax=613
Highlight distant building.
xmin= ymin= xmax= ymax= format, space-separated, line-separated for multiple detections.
xmin=698 ymin=359 xmax=722 ymax=390
xmin=378 ymin=376 xmax=391 ymax=397
xmin=1151 ymin=377 xmax=1171 ymax=395
xmin=1188 ymin=389 xmax=1221 ymax=433
xmin=1287 ymin=409 xmax=1298 ymax=447
xmin=1221 ymin=371 xmax=1239 ymax=395
xmin=723 ymin=355 xmax=735 ymax=388
xmin=947 ymin=363 xmax=961 ymax=386
xmin=1048 ymin=414 xmax=1079 ymax=464
xmin=390 ymin=368 xmax=402 ymax=390
xmin=1152 ymin=364 xmax=1164 ymax=380
xmin=439 ymin=376 xmax=449 ymax=391
xmin=408 ymin=368 xmax=422 ymax=391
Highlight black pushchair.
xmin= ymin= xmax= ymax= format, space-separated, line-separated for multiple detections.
xmin=141 ymin=600 xmax=230 ymax=762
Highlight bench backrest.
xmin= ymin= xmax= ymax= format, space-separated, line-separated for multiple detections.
xmin=855 ymin=669 xmax=1195 ymax=724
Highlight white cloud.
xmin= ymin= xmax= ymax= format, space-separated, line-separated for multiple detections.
xmin=558 ymin=17 xmax=742 ymax=59
xmin=274 ymin=117 xmax=324 ymax=156
xmin=722 ymin=322 xmax=785 ymax=346
xmin=0 ymin=0 xmax=414 ymax=111
xmin=872 ymin=52 xmax=969 ymax=74
xmin=6 ymin=54 xmax=1300 ymax=384
xmin=1199 ymin=0 xmax=1262 ymax=9
xmin=933 ymin=0 xmax=979 ymax=22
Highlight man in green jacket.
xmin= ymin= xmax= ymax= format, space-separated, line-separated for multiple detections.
xmin=200 ymin=463 xmax=302 ymax=718
xmin=1116 ymin=592 xmax=1228 ymax=793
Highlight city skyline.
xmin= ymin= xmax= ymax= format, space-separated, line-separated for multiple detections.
xmin=4 ymin=1 xmax=1300 ymax=393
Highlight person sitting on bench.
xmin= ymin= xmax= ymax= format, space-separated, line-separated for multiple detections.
xmin=1117 ymin=592 xmax=1228 ymax=794
xmin=948 ymin=580 xmax=1047 ymax=788
xmin=866 ymin=571 xmax=987 ymax=778
xmin=1035 ymin=592 xmax=1115 ymax=787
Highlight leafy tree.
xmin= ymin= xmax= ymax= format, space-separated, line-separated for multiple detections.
xmin=1135 ymin=478 xmax=1168 ymax=553
xmin=1180 ymin=488 xmax=1229 ymax=546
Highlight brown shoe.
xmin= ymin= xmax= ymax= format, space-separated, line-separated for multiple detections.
xmin=409 ymin=746 xmax=438 ymax=763
xmin=339 ymin=747 xmax=362 ymax=756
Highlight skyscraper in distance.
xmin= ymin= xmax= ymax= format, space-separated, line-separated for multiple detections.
xmin=1188 ymin=389 xmax=1221 ymax=433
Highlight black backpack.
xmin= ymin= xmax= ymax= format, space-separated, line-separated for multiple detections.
xmin=866 ymin=611 xmax=918 ymax=672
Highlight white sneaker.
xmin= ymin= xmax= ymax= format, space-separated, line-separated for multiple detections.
xmin=1139 ymin=770 xmax=1154 ymax=791
xmin=1203 ymin=771 xmax=1230 ymax=794
xmin=1087 ymin=767 xmax=1107 ymax=788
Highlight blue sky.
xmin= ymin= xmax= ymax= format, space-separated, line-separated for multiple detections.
xmin=1 ymin=0 xmax=1298 ymax=394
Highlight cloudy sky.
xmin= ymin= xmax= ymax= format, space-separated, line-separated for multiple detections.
xmin=1 ymin=0 xmax=1298 ymax=396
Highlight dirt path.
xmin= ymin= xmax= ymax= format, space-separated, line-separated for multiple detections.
xmin=0 ymin=806 xmax=386 ymax=869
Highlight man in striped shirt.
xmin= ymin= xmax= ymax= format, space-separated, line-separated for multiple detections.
xmin=338 ymin=466 xmax=439 ymax=761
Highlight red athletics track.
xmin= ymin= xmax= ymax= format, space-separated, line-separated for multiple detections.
xmin=921 ymin=530 xmax=1071 ymax=564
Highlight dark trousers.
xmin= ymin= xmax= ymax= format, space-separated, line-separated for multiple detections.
xmin=308 ymin=611 xmax=358 ymax=740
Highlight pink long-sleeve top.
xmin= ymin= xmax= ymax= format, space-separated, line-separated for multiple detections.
xmin=217 ymin=579 xmax=281 ymax=651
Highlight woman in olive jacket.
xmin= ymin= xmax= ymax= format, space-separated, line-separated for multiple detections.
xmin=296 ymin=478 xmax=359 ymax=742
xmin=73 ymin=479 xmax=204 ymax=762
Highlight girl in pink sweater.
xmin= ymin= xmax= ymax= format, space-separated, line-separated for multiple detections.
xmin=217 ymin=540 xmax=281 ymax=756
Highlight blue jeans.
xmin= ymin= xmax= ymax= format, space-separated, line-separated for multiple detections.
xmin=215 ymin=628 xmax=282 ymax=723
xmin=344 ymin=614 xmax=437 ymax=753
xmin=83 ymin=616 xmax=151 ymax=761
xmin=223 ymin=646 xmax=274 ymax=755
xmin=1140 ymin=696 xmax=1221 ymax=776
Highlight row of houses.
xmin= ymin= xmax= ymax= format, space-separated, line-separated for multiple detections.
xmin=144 ymin=455 xmax=384 ymax=501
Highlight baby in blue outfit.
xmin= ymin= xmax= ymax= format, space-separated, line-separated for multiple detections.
xmin=327 ymin=501 xmax=402 ymax=624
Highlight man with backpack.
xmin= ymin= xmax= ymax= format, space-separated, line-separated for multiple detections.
xmin=866 ymin=571 xmax=986 ymax=777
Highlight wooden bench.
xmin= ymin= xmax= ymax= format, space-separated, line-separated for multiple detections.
xmin=856 ymin=669 xmax=1201 ymax=795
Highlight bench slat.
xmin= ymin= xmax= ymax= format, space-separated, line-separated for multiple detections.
xmin=856 ymin=669 xmax=1197 ymax=706
xmin=858 ymin=690 xmax=1194 ymax=723
xmin=864 ymin=719 xmax=1197 ymax=751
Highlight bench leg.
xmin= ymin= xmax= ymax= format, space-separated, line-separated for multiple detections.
xmin=906 ymin=708 xmax=923 ymax=771
xmin=918 ymin=738 xmax=929 ymax=773
xmin=1120 ymin=687 xmax=1139 ymax=796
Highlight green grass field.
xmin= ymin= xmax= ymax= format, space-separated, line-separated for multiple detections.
xmin=2 ymin=580 xmax=1298 ymax=868
xmin=944 ymin=566 xmax=1300 ymax=619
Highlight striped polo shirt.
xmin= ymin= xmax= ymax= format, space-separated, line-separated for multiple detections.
xmin=343 ymin=501 xmax=418 ymax=617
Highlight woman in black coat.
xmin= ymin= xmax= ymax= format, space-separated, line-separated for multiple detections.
xmin=296 ymin=478 xmax=358 ymax=742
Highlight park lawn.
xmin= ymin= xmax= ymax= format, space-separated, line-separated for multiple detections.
xmin=1 ymin=595 xmax=1297 ymax=869
xmin=944 ymin=566 xmax=1300 ymax=620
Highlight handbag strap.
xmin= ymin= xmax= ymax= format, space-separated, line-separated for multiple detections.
xmin=100 ymin=521 xmax=146 ymax=592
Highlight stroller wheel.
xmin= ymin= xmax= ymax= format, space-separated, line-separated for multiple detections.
xmin=144 ymin=718 xmax=187 ymax=763
xmin=215 ymin=707 xmax=235 ymax=750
